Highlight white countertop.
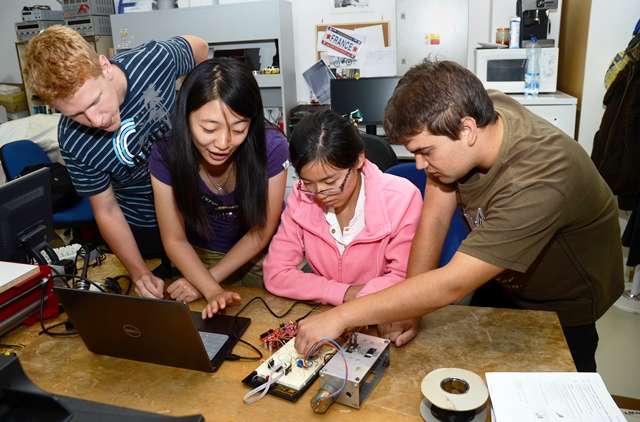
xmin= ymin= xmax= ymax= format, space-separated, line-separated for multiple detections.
xmin=507 ymin=91 xmax=578 ymax=105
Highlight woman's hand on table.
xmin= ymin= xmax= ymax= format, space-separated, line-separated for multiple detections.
xmin=167 ymin=278 xmax=203 ymax=303
xmin=201 ymin=291 xmax=242 ymax=319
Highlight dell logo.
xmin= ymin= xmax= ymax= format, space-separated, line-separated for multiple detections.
xmin=123 ymin=324 xmax=141 ymax=337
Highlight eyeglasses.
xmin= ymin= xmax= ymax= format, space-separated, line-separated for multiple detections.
xmin=298 ymin=167 xmax=352 ymax=196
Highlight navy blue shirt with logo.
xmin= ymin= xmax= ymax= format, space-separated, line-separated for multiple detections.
xmin=58 ymin=37 xmax=196 ymax=228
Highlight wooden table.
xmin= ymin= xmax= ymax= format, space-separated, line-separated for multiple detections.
xmin=0 ymin=256 xmax=576 ymax=421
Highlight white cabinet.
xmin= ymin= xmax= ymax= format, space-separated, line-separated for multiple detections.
xmin=508 ymin=91 xmax=577 ymax=138
xmin=109 ymin=0 xmax=296 ymax=128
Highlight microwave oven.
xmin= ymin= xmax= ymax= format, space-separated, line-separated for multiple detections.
xmin=474 ymin=48 xmax=559 ymax=93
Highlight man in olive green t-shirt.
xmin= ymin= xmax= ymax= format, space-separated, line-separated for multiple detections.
xmin=293 ymin=59 xmax=624 ymax=373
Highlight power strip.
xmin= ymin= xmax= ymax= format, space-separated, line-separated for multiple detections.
xmin=242 ymin=338 xmax=336 ymax=402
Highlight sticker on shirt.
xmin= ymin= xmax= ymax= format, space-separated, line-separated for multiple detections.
xmin=112 ymin=83 xmax=172 ymax=170
xmin=201 ymin=194 xmax=238 ymax=222
xmin=464 ymin=208 xmax=485 ymax=230
xmin=113 ymin=117 xmax=138 ymax=167
xmin=140 ymin=83 xmax=170 ymax=123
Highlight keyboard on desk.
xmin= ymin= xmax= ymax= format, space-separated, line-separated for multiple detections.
xmin=199 ymin=331 xmax=229 ymax=360
xmin=41 ymin=243 xmax=83 ymax=263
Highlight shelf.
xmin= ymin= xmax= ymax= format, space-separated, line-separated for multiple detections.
xmin=254 ymin=74 xmax=284 ymax=88
xmin=110 ymin=0 xmax=296 ymax=129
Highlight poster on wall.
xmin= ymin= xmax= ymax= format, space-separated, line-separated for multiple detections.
xmin=329 ymin=0 xmax=372 ymax=13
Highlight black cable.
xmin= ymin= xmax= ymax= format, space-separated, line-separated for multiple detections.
xmin=226 ymin=316 xmax=263 ymax=361
xmin=233 ymin=296 xmax=319 ymax=320
xmin=430 ymin=404 xmax=476 ymax=422
xmin=38 ymin=266 xmax=77 ymax=337
xmin=226 ymin=297 xmax=320 ymax=361
xmin=105 ymin=275 xmax=133 ymax=295
xmin=51 ymin=273 xmax=106 ymax=292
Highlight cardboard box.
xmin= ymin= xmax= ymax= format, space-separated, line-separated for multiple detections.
xmin=0 ymin=90 xmax=28 ymax=114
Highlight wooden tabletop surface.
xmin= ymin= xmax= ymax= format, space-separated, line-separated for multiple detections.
xmin=0 ymin=255 xmax=576 ymax=421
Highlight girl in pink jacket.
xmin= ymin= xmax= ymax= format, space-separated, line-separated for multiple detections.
xmin=263 ymin=110 xmax=423 ymax=307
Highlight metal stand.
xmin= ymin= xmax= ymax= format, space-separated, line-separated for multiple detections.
xmin=613 ymin=265 xmax=640 ymax=314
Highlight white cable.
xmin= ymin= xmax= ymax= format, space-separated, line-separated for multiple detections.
xmin=243 ymin=360 xmax=289 ymax=404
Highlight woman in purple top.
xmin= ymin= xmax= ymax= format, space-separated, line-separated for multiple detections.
xmin=149 ymin=58 xmax=289 ymax=318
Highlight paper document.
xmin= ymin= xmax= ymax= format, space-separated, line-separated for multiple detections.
xmin=622 ymin=409 xmax=640 ymax=422
xmin=486 ymin=372 xmax=626 ymax=422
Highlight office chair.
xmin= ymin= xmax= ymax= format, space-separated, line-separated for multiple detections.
xmin=385 ymin=163 xmax=468 ymax=268
xmin=0 ymin=139 xmax=95 ymax=243
xmin=361 ymin=133 xmax=399 ymax=172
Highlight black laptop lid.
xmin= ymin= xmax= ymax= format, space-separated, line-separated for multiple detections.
xmin=53 ymin=287 xmax=250 ymax=372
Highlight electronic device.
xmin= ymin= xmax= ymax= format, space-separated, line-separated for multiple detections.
xmin=330 ymin=76 xmax=401 ymax=135
xmin=0 ymin=168 xmax=56 ymax=265
xmin=0 ymin=264 xmax=58 ymax=337
xmin=15 ymin=20 xmax=63 ymax=42
xmin=21 ymin=9 xmax=64 ymax=21
xmin=53 ymin=287 xmax=251 ymax=372
xmin=64 ymin=15 xmax=111 ymax=36
xmin=242 ymin=337 xmax=336 ymax=402
xmin=0 ymin=354 xmax=205 ymax=421
xmin=312 ymin=332 xmax=390 ymax=413
xmin=516 ymin=0 xmax=559 ymax=46
xmin=474 ymin=47 xmax=559 ymax=93
xmin=63 ymin=0 xmax=115 ymax=17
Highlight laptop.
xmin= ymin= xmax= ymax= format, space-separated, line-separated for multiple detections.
xmin=53 ymin=287 xmax=251 ymax=372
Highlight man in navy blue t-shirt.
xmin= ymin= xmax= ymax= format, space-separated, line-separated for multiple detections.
xmin=23 ymin=24 xmax=208 ymax=298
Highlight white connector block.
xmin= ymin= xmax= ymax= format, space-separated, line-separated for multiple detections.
xmin=254 ymin=338 xmax=334 ymax=391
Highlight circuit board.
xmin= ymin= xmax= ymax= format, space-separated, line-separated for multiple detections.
xmin=242 ymin=338 xmax=336 ymax=402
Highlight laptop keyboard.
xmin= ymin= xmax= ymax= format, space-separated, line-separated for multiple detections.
xmin=199 ymin=332 xmax=229 ymax=360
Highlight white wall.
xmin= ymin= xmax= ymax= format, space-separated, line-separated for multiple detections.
xmin=578 ymin=1 xmax=640 ymax=153
xmin=0 ymin=0 xmax=63 ymax=84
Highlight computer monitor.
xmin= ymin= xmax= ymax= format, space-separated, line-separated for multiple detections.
xmin=330 ymin=76 xmax=401 ymax=135
xmin=0 ymin=167 xmax=56 ymax=264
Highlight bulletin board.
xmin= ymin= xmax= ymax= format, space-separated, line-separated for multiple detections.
xmin=315 ymin=21 xmax=390 ymax=61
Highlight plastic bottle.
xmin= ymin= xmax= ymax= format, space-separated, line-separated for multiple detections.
xmin=524 ymin=37 xmax=541 ymax=97
xmin=509 ymin=16 xmax=520 ymax=49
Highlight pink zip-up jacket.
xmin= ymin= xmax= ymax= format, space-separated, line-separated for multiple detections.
xmin=264 ymin=160 xmax=423 ymax=306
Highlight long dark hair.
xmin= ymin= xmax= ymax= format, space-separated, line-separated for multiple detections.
xmin=289 ymin=109 xmax=363 ymax=174
xmin=160 ymin=58 xmax=268 ymax=239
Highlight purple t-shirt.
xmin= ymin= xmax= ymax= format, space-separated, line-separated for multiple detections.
xmin=150 ymin=126 xmax=289 ymax=252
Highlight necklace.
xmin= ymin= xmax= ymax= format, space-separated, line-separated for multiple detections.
xmin=204 ymin=163 xmax=233 ymax=194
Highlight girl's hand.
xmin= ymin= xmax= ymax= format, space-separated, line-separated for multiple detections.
xmin=167 ymin=278 xmax=203 ymax=303
xmin=201 ymin=291 xmax=242 ymax=319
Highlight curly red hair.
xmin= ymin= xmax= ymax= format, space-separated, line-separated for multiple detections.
xmin=22 ymin=25 xmax=103 ymax=104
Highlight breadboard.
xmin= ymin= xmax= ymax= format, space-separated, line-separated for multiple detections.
xmin=242 ymin=338 xmax=335 ymax=401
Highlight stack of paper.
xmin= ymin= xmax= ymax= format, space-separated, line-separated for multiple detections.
xmin=486 ymin=372 xmax=627 ymax=422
